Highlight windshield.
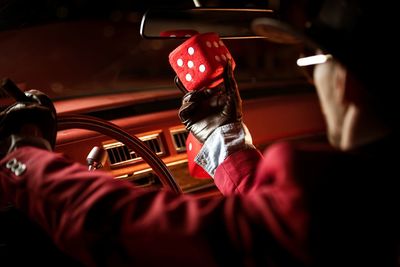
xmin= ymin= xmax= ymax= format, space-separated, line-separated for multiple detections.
xmin=0 ymin=1 xmax=306 ymax=100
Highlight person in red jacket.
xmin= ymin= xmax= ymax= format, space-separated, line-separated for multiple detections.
xmin=0 ymin=0 xmax=399 ymax=266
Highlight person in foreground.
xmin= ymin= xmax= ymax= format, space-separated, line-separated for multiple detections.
xmin=0 ymin=0 xmax=399 ymax=266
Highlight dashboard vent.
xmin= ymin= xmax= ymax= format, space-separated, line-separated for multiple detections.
xmin=104 ymin=133 xmax=165 ymax=167
xmin=171 ymin=129 xmax=188 ymax=152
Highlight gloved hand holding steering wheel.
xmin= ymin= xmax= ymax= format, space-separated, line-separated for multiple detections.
xmin=0 ymin=81 xmax=57 ymax=157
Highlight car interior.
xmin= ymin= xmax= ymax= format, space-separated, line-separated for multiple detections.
xmin=0 ymin=0 xmax=328 ymax=265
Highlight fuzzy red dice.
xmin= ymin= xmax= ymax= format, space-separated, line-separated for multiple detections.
xmin=169 ymin=32 xmax=236 ymax=91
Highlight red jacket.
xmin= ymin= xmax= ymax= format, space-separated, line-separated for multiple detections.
xmin=0 ymin=140 xmax=398 ymax=267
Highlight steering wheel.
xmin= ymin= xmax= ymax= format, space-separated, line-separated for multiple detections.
xmin=1 ymin=115 xmax=182 ymax=265
xmin=1 ymin=78 xmax=181 ymax=193
xmin=57 ymin=114 xmax=182 ymax=194
xmin=1 ymin=78 xmax=183 ymax=198
xmin=0 ymin=80 xmax=182 ymax=265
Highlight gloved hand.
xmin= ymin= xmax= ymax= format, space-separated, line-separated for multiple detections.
xmin=178 ymin=60 xmax=242 ymax=143
xmin=0 ymin=89 xmax=57 ymax=156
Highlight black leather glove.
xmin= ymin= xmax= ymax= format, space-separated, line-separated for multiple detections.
xmin=0 ymin=89 xmax=57 ymax=156
xmin=178 ymin=61 xmax=242 ymax=143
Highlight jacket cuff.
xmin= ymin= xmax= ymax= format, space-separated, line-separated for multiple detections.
xmin=194 ymin=122 xmax=254 ymax=177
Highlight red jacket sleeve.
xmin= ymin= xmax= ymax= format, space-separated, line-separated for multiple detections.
xmin=0 ymin=145 xmax=310 ymax=266
xmin=214 ymin=145 xmax=309 ymax=261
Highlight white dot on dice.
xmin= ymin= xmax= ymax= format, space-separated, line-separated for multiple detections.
xmin=221 ymin=54 xmax=226 ymax=61
xmin=199 ymin=64 xmax=206 ymax=72
xmin=188 ymin=47 xmax=194 ymax=55
xmin=226 ymin=53 xmax=231 ymax=59
xmin=206 ymin=41 xmax=212 ymax=48
xmin=213 ymin=41 xmax=219 ymax=48
xmin=215 ymin=55 xmax=220 ymax=62
xmin=177 ymin=58 xmax=183 ymax=67
xmin=186 ymin=73 xmax=192 ymax=81
xmin=187 ymin=61 xmax=194 ymax=68
xmin=219 ymin=40 xmax=224 ymax=46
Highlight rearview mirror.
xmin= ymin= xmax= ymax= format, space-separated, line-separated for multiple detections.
xmin=140 ymin=8 xmax=275 ymax=39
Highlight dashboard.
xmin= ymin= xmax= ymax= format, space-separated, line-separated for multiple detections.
xmin=54 ymin=87 xmax=325 ymax=196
